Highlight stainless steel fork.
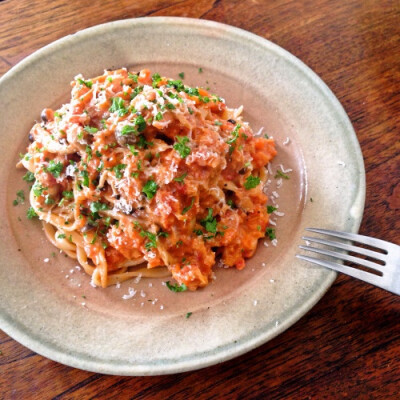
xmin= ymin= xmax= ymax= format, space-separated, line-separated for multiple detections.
xmin=296 ymin=228 xmax=400 ymax=295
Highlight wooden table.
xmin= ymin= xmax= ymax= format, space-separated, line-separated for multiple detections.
xmin=1 ymin=0 xmax=399 ymax=398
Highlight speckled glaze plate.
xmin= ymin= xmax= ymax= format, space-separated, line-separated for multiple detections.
xmin=0 ymin=17 xmax=365 ymax=375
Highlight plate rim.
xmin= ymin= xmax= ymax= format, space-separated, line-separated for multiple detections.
xmin=0 ymin=16 xmax=365 ymax=375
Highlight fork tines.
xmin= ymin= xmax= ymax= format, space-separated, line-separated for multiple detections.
xmin=295 ymin=228 xmax=400 ymax=294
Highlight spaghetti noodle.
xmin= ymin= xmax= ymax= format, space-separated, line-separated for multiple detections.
xmin=18 ymin=68 xmax=277 ymax=290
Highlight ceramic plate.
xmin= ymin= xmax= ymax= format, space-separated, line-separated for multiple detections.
xmin=0 ymin=17 xmax=365 ymax=375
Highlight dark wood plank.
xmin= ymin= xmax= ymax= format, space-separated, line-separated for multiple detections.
xmin=1 ymin=0 xmax=399 ymax=398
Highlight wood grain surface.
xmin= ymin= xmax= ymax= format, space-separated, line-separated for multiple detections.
xmin=1 ymin=0 xmax=399 ymax=398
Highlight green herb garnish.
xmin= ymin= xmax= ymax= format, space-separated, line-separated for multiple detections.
xmin=32 ymin=182 xmax=47 ymax=197
xmin=244 ymin=175 xmax=261 ymax=190
xmin=265 ymin=227 xmax=276 ymax=240
xmin=23 ymin=171 xmax=35 ymax=182
xmin=109 ymin=97 xmax=128 ymax=116
xmin=182 ymin=197 xmax=195 ymax=214
xmin=128 ymin=73 xmax=138 ymax=82
xmin=77 ymin=78 xmax=93 ymax=88
xmin=79 ymin=170 xmax=89 ymax=187
xmin=226 ymin=124 xmax=241 ymax=145
xmin=173 ymin=136 xmax=191 ymax=159
xmin=275 ymin=170 xmax=290 ymax=179
xmin=128 ymin=144 xmax=138 ymax=156
xmin=113 ymin=164 xmax=126 ymax=179
xmin=173 ymin=172 xmax=187 ymax=183
xmin=84 ymin=126 xmax=98 ymax=134
xmin=140 ymin=229 xmax=157 ymax=249
xmin=46 ymin=160 xmax=63 ymax=178
xmin=201 ymin=208 xmax=217 ymax=233
xmin=26 ymin=207 xmax=38 ymax=219
xmin=166 ymin=281 xmax=187 ymax=292
xmin=142 ymin=180 xmax=158 ymax=199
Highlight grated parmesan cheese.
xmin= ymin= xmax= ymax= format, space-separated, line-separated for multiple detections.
xmin=122 ymin=287 xmax=137 ymax=300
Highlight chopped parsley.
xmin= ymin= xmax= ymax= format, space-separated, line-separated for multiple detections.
xmin=142 ymin=180 xmax=158 ymax=199
xmin=97 ymin=160 xmax=104 ymax=172
xmin=267 ymin=205 xmax=277 ymax=214
xmin=166 ymin=103 xmax=176 ymax=110
xmin=128 ymin=73 xmax=138 ymax=82
xmin=201 ymin=208 xmax=217 ymax=233
xmin=226 ymin=124 xmax=241 ymax=145
xmin=155 ymin=111 xmax=163 ymax=121
xmin=46 ymin=160 xmax=63 ymax=178
xmin=45 ymin=195 xmax=55 ymax=205
xmin=198 ymin=67 xmax=203 ymax=73
xmin=152 ymin=73 xmax=162 ymax=88
xmin=173 ymin=172 xmax=187 ymax=183
xmin=80 ymin=170 xmax=90 ymax=187
xmin=184 ymin=87 xmax=200 ymax=97
xmin=33 ymin=182 xmax=47 ymax=197
xmin=131 ymin=86 xmax=144 ymax=99
xmin=90 ymin=201 xmax=109 ymax=214
xmin=265 ymin=227 xmax=276 ymax=240
xmin=77 ymin=78 xmax=93 ymax=88
xmin=113 ymin=164 xmax=126 ymax=179
xmin=275 ymin=169 xmax=290 ymax=179
xmin=214 ymin=120 xmax=223 ymax=126
xmin=140 ymin=229 xmax=157 ymax=249
xmin=26 ymin=207 xmax=38 ymax=219
xmin=133 ymin=115 xmax=146 ymax=132
xmin=109 ymin=97 xmax=128 ymax=116
xmin=166 ymin=281 xmax=187 ymax=292
xmin=167 ymin=79 xmax=185 ymax=92
xmin=15 ymin=190 xmax=25 ymax=204
xmin=84 ymin=126 xmax=98 ymax=134
xmin=85 ymin=145 xmax=92 ymax=161
xmin=136 ymin=134 xmax=153 ymax=149
xmin=90 ymin=233 xmax=97 ymax=244
xmin=128 ymin=144 xmax=138 ymax=156
xmin=57 ymin=233 xmax=66 ymax=239
xmin=182 ymin=197 xmax=195 ymax=214
xmin=178 ymin=72 xmax=185 ymax=79
xmin=244 ymin=175 xmax=261 ymax=190
xmin=173 ymin=136 xmax=191 ymax=158
xmin=186 ymin=312 xmax=192 ymax=319
xmin=199 ymin=95 xmax=210 ymax=103
xmin=226 ymin=199 xmax=235 ymax=208
xmin=22 ymin=171 xmax=35 ymax=182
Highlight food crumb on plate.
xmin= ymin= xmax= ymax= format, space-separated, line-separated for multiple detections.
xmin=122 ymin=287 xmax=137 ymax=300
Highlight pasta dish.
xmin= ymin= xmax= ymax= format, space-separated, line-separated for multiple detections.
xmin=19 ymin=68 xmax=277 ymax=291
